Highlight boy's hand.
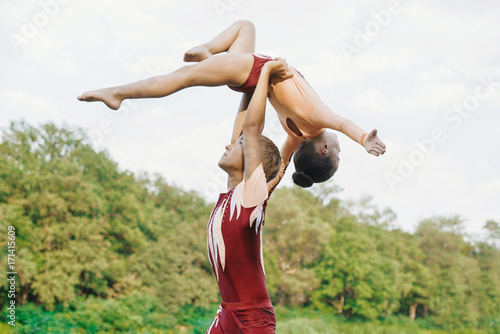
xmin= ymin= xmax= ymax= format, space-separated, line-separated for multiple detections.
xmin=364 ymin=129 xmax=386 ymax=156
xmin=265 ymin=58 xmax=294 ymax=81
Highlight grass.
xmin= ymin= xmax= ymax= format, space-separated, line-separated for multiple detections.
xmin=0 ymin=322 xmax=15 ymax=333
xmin=274 ymin=307 xmax=494 ymax=334
xmin=4 ymin=302 xmax=498 ymax=333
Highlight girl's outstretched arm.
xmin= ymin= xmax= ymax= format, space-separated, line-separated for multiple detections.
xmin=266 ymin=135 xmax=301 ymax=194
xmin=363 ymin=129 xmax=386 ymax=156
xmin=321 ymin=112 xmax=386 ymax=156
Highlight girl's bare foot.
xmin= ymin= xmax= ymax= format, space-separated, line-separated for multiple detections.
xmin=183 ymin=45 xmax=212 ymax=62
xmin=77 ymin=87 xmax=123 ymax=110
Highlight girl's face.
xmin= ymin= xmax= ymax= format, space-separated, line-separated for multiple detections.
xmin=218 ymin=136 xmax=244 ymax=172
xmin=314 ymin=131 xmax=340 ymax=171
xmin=323 ymin=132 xmax=340 ymax=162
xmin=313 ymin=131 xmax=340 ymax=162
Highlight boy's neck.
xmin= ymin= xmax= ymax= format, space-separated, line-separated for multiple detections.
xmin=227 ymin=170 xmax=244 ymax=191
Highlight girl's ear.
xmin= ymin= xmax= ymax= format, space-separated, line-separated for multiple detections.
xmin=321 ymin=143 xmax=328 ymax=154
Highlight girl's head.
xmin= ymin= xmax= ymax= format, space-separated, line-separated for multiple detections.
xmin=219 ymin=135 xmax=281 ymax=183
xmin=292 ymin=131 xmax=340 ymax=188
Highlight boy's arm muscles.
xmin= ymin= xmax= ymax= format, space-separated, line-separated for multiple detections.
xmin=228 ymin=92 xmax=253 ymax=188
xmin=244 ymin=59 xmax=293 ymax=181
xmin=231 ymin=92 xmax=253 ymax=144
xmin=242 ymin=127 xmax=263 ymax=181
xmin=242 ymin=65 xmax=273 ymax=181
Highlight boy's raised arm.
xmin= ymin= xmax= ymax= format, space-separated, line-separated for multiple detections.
xmin=242 ymin=59 xmax=292 ymax=181
xmin=230 ymin=92 xmax=254 ymax=144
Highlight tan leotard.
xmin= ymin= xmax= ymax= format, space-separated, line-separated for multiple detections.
xmin=267 ymin=67 xmax=368 ymax=191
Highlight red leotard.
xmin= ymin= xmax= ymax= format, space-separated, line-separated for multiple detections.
xmin=206 ymin=165 xmax=276 ymax=333
xmin=228 ymin=54 xmax=274 ymax=93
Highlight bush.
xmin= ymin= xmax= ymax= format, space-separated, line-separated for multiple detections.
xmin=67 ymin=293 xmax=174 ymax=333
xmin=5 ymin=303 xmax=82 ymax=333
xmin=174 ymin=303 xmax=220 ymax=334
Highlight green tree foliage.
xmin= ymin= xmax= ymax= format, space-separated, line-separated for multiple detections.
xmin=415 ymin=217 xmax=484 ymax=328
xmin=0 ymin=121 xmax=216 ymax=314
xmin=478 ymin=220 xmax=500 ymax=312
xmin=0 ymin=121 xmax=499 ymax=332
xmin=265 ymin=187 xmax=333 ymax=306
xmin=311 ymin=215 xmax=403 ymax=319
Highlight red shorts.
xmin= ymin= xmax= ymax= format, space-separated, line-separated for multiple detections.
xmin=228 ymin=54 xmax=274 ymax=93
xmin=206 ymin=300 xmax=276 ymax=334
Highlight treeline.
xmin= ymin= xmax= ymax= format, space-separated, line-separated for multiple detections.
xmin=0 ymin=122 xmax=499 ymax=332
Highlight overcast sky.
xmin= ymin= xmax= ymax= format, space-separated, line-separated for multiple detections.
xmin=1 ymin=0 xmax=499 ymax=235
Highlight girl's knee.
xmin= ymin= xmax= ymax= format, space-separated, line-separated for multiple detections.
xmin=235 ymin=20 xmax=255 ymax=31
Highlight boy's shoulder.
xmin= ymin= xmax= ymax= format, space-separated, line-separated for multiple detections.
xmin=234 ymin=164 xmax=268 ymax=208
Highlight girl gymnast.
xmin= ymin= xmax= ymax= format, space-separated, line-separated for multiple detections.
xmin=78 ymin=20 xmax=386 ymax=188
xmin=204 ymin=59 xmax=289 ymax=333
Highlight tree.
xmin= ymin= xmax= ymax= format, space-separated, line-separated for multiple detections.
xmin=311 ymin=215 xmax=403 ymax=319
xmin=265 ymin=187 xmax=333 ymax=306
xmin=0 ymin=122 xmax=217 ymax=311
xmin=415 ymin=216 xmax=482 ymax=328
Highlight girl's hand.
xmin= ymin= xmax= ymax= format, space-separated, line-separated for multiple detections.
xmin=265 ymin=58 xmax=294 ymax=81
xmin=364 ymin=129 xmax=387 ymax=156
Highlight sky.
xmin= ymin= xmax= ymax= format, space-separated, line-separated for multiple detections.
xmin=1 ymin=0 xmax=499 ymax=236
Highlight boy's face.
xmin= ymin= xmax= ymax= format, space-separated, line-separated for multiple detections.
xmin=218 ymin=135 xmax=244 ymax=172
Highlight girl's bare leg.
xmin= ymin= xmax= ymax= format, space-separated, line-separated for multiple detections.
xmin=183 ymin=20 xmax=257 ymax=141
xmin=77 ymin=53 xmax=254 ymax=110
xmin=184 ymin=20 xmax=256 ymax=62
xmin=78 ymin=20 xmax=256 ymax=110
